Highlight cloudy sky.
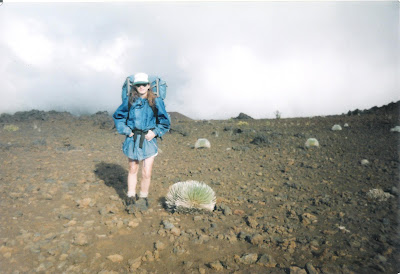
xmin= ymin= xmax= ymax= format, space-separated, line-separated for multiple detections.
xmin=0 ymin=1 xmax=398 ymax=119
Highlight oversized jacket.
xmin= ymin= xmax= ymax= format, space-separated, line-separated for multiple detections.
xmin=113 ymin=96 xmax=170 ymax=160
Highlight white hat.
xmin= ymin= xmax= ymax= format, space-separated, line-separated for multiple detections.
xmin=133 ymin=73 xmax=149 ymax=85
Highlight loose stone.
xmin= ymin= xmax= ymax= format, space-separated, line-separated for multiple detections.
xmin=305 ymin=262 xmax=318 ymax=274
xmin=128 ymin=257 xmax=142 ymax=271
xmin=170 ymin=227 xmax=181 ymax=236
xmin=154 ymin=241 xmax=165 ymax=251
xmin=218 ymin=203 xmax=232 ymax=216
xmin=245 ymin=216 xmax=258 ymax=228
xmin=257 ymin=254 xmax=277 ymax=267
xmin=209 ymin=261 xmax=224 ymax=271
xmin=240 ymin=253 xmax=258 ymax=264
xmin=305 ymin=138 xmax=319 ymax=148
xmin=107 ymin=254 xmax=124 ymax=263
xmin=195 ymin=138 xmax=211 ymax=149
xmin=162 ymin=220 xmax=174 ymax=230
xmin=250 ymin=234 xmax=264 ymax=245
xmin=331 ymin=125 xmax=342 ymax=131
xmin=73 ymin=233 xmax=88 ymax=246
xmin=289 ymin=266 xmax=307 ymax=274
xmin=360 ymin=159 xmax=369 ymax=166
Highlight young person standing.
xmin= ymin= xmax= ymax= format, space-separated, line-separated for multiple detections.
xmin=113 ymin=73 xmax=170 ymax=211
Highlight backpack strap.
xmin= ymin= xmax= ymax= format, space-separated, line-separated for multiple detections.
xmin=151 ymin=104 xmax=159 ymax=125
xmin=156 ymin=78 xmax=159 ymax=97
xmin=126 ymin=77 xmax=133 ymax=111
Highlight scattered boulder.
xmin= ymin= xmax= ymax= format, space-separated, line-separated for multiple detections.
xmin=234 ymin=113 xmax=253 ymax=120
xmin=218 ymin=203 xmax=232 ymax=216
xmin=305 ymin=262 xmax=318 ymax=274
xmin=107 ymin=254 xmax=124 ymax=263
xmin=128 ymin=257 xmax=142 ymax=270
xmin=170 ymin=227 xmax=181 ymax=236
xmin=305 ymin=138 xmax=319 ymax=148
xmin=209 ymin=261 xmax=224 ymax=271
xmin=162 ymin=220 xmax=175 ymax=230
xmin=360 ymin=159 xmax=370 ymax=166
xmin=99 ymin=204 xmax=119 ymax=215
xmin=289 ymin=266 xmax=307 ymax=274
xmin=390 ymin=126 xmax=400 ymax=132
xmin=331 ymin=124 xmax=342 ymax=131
xmin=245 ymin=216 xmax=258 ymax=228
xmin=232 ymin=146 xmax=250 ymax=152
xmin=390 ymin=186 xmax=399 ymax=196
xmin=366 ymin=189 xmax=394 ymax=202
xmin=154 ymin=241 xmax=166 ymax=251
xmin=257 ymin=254 xmax=277 ymax=267
xmin=77 ymin=198 xmax=95 ymax=208
xmin=195 ymin=138 xmax=211 ymax=149
xmin=251 ymin=134 xmax=271 ymax=145
xmin=300 ymin=213 xmax=318 ymax=225
xmin=239 ymin=253 xmax=258 ymax=264
xmin=249 ymin=234 xmax=264 ymax=245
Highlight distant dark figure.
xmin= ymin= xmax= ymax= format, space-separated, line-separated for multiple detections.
xmin=113 ymin=73 xmax=170 ymax=211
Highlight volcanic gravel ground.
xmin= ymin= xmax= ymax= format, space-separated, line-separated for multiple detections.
xmin=0 ymin=103 xmax=399 ymax=273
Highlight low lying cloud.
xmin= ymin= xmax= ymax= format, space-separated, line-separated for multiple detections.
xmin=0 ymin=2 xmax=398 ymax=119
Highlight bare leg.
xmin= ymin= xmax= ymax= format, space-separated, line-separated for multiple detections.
xmin=140 ymin=155 xmax=156 ymax=196
xmin=128 ymin=159 xmax=139 ymax=196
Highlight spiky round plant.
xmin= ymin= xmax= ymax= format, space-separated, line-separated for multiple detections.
xmin=165 ymin=180 xmax=216 ymax=213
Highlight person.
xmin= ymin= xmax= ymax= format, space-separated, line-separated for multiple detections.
xmin=113 ymin=72 xmax=170 ymax=212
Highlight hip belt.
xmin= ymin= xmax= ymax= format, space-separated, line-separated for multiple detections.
xmin=132 ymin=128 xmax=154 ymax=149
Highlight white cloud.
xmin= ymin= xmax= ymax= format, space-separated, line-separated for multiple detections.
xmin=0 ymin=2 xmax=398 ymax=118
xmin=84 ymin=36 xmax=142 ymax=74
xmin=3 ymin=15 xmax=54 ymax=67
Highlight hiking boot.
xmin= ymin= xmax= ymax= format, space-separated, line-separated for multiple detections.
xmin=125 ymin=196 xmax=136 ymax=206
xmin=125 ymin=195 xmax=137 ymax=214
xmin=134 ymin=198 xmax=149 ymax=212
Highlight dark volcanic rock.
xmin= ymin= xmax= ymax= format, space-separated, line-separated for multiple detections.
xmin=250 ymin=134 xmax=271 ymax=145
xmin=234 ymin=113 xmax=254 ymax=120
xmin=90 ymin=111 xmax=114 ymax=130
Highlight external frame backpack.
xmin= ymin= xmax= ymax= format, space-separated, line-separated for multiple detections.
xmin=121 ymin=74 xmax=167 ymax=124
xmin=121 ymin=75 xmax=167 ymax=102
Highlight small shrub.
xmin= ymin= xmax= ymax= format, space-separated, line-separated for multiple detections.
xmin=3 ymin=124 xmax=19 ymax=132
xmin=237 ymin=121 xmax=249 ymax=126
xmin=165 ymin=180 xmax=216 ymax=213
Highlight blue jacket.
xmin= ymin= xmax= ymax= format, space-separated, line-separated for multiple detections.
xmin=113 ymin=96 xmax=170 ymax=160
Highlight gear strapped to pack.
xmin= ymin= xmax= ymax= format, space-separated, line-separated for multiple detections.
xmin=132 ymin=128 xmax=155 ymax=149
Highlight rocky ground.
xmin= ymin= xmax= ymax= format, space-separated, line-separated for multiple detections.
xmin=0 ymin=102 xmax=399 ymax=274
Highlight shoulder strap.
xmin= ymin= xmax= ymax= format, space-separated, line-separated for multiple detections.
xmin=126 ymin=77 xmax=133 ymax=111
xmin=151 ymin=104 xmax=159 ymax=125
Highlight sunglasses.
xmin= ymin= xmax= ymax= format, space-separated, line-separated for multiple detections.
xmin=135 ymin=83 xmax=149 ymax=87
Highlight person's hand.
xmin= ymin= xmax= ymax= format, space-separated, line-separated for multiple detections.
xmin=129 ymin=132 xmax=134 ymax=137
xmin=145 ymin=130 xmax=156 ymax=141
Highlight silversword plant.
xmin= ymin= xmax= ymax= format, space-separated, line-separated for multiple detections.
xmin=165 ymin=180 xmax=216 ymax=213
